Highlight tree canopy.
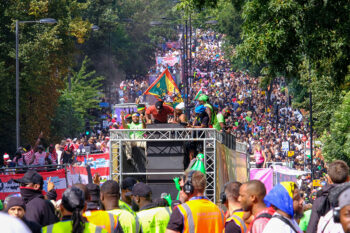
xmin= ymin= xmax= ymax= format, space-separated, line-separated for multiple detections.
xmin=0 ymin=0 xmax=178 ymax=154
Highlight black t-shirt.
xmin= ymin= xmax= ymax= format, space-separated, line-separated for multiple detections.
xmin=225 ymin=220 xmax=242 ymax=233
xmin=61 ymin=151 xmax=73 ymax=164
xmin=166 ymin=207 xmax=184 ymax=232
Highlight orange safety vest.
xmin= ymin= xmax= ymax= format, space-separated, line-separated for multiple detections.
xmin=177 ymin=198 xmax=225 ymax=233
xmin=83 ymin=210 xmax=119 ymax=233
xmin=225 ymin=210 xmax=248 ymax=233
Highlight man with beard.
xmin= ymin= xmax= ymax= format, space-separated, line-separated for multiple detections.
xmin=14 ymin=170 xmax=58 ymax=226
xmin=121 ymin=111 xmax=146 ymax=161
xmin=222 ymin=181 xmax=249 ymax=233
xmin=238 ymin=180 xmax=275 ymax=233
xmin=262 ymin=182 xmax=303 ymax=233
xmin=101 ymin=180 xmax=137 ymax=233
xmin=119 ymin=177 xmax=137 ymax=215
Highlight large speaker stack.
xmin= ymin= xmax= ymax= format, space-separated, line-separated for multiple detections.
xmin=122 ymin=123 xmax=186 ymax=199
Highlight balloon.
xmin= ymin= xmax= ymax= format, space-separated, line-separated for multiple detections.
xmin=191 ymin=153 xmax=206 ymax=174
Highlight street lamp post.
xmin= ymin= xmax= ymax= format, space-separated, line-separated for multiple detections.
xmin=15 ymin=18 xmax=57 ymax=148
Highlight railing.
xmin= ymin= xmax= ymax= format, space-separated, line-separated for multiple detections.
xmin=0 ymin=164 xmax=67 ymax=174
xmin=109 ymin=128 xmax=246 ymax=151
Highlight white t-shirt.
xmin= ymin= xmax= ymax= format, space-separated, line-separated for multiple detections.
xmin=262 ymin=213 xmax=303 ymax=233
xmin=317 ymin=209 xmax=344 ymax=233
xmin=34 ymin=151 xmax=47 ymax=165
xmin=0 ymin=212 xmax=31 ymax=233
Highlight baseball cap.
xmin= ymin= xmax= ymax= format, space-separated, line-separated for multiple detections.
xmin=14 ymin=170 xmax=43 ymax=186
xmin=155 ymin=101 xmax=164 ymax=110
xmin=127 ymin=182 xmax=152 ymax=197
xmin=121 ymin=177 xmax=137 ymax=191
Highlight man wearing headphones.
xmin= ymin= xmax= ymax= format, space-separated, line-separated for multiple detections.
xmin=221 ymin=181 xmax=248 ymax=233
xmin=334 ymin=185 xmax=350 ymax=233
xmin=166 ymin=170 xmax=225 ymax=233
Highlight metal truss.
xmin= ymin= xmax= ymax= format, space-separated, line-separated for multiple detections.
xmin=109 ymin=128 xmax=246 ymax=202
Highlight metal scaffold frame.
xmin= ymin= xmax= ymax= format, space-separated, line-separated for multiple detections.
xmin=109 ymin=128 xmax=238 ymax=202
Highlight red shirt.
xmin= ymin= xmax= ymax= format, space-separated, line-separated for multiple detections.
xmin=248 ymin=207 xmax=275 ymax=233
xmin=146 ymin=105 xmax=174 ymax=123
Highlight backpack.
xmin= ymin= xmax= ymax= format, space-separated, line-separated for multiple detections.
xmin=251 ymin=212 xmax=273 ymax=229
xmin=255 ymin=213 xmax=273 ymax=220
xmin=316 ymin=192 xmax=331 ymax=217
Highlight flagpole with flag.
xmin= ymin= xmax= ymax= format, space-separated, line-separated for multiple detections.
xmin=194 ymin=86 xmax=203 ymax=100
xmin=143 ymin=68 xmax=183 ymax=105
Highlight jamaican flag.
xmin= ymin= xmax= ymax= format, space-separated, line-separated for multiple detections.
xmin=143 ymin=68 xmax=183 ymax=104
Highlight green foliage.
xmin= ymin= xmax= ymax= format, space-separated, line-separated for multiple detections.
xmin=0 ymin=0 xmax=92 ymax=152
xmin=51 ymin=57 xmax=104 ymax=139
xmin=322 ymin=90 xmax=350 ymax=164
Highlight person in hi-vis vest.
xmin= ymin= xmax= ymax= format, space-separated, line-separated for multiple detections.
xmin=221 ymin=181 xmax=250 ymax=233
xmin=166 ymin=170 xmax=225 ymax=233
xmin=42 ymin=187 xmax=107 ymax=233
xmin=129 ymin=182 xmax=172 ymax=233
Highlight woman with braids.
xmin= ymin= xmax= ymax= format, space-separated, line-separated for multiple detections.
xmin=42 ymin=186 xmax=107 ymax=233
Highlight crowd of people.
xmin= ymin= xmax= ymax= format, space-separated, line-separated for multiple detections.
xmin=109 ymin=29 xmax=326 ymax=175
xmin=0 ymin=27 xmax=340 ymax=233
xmin=2 ymin=160 xmax=350 ymax=233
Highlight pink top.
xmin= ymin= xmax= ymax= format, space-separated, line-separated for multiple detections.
xmin=254 ymin=150 xmax=264 ymax=164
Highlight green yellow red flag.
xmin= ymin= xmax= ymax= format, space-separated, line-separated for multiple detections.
xmin=143 ymin=68 xmax=183 ymax=104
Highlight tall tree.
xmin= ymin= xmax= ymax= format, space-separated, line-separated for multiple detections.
xmin=51 ymin=57 xmax=104 ymax=140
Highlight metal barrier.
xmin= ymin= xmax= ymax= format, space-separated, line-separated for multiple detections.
xmin=0 ymin=164 xmax=67 ymax=174
xmin=109 ymin=128 xmax=247 ymax=202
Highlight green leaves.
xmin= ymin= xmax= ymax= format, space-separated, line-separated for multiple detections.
xmin=51 ymin=57 xmax=104 ymax=139
xmin=322 ymin=90 xmax=350 ymax=163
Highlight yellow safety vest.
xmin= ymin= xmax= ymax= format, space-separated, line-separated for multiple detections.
xmin=108 ymin=208 xmax=138 ymax=233
xmin=83 ymin=210 xmax=119 ymax=233
xmin=137 ymin=206 xmax=172 ymax=233
xmin=119 ymin=200 xmax=136 ymax=216
xmin=42 ymin=220 xmax=107 ymax=233
xmin=225 ymin=210 xmax=248 ymax=233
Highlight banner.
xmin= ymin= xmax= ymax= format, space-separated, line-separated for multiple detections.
xmin=156 ymin=56 xmax=180 ymax=67
xmin=67 ymin=153 xmax=110 ymax=185
xmin=249 ymin=168 xmax=274 ymax=193
xmin=66 ymin=166 xmax=89 ymax=186
xmin=216 ymin=142 xmax=248 ymax=202
xmin=0 ymin=169 xmax=67 ymax=200
xmin=166 ymin=42 xmax=180 ymax=49
xmin=114 ymin=107 xmax=137 ymax=123
xmin=274 ymin=165 xmax=306 ymax=184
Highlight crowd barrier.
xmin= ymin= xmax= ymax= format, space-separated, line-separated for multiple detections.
xmin=0 ymin=167 xmax=67 ymax=200
xmin=0 ymin=152 xmax=110 ymax=200
xmin=249 ymin=165 xmax=309 ymax=193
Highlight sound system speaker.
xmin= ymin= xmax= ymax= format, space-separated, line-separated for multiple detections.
xmin=122 ymin=124 xmax=187 ymax=199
